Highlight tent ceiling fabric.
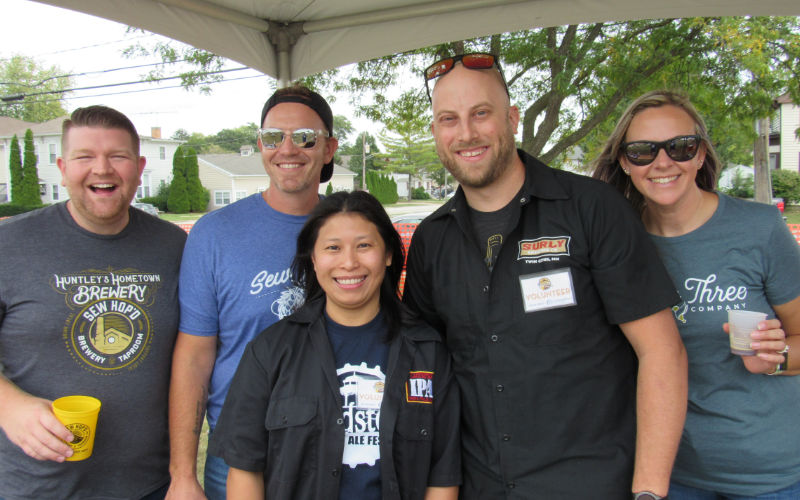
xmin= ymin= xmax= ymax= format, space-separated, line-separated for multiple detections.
xmin=33 ymin=0 xmax=800 ymax=82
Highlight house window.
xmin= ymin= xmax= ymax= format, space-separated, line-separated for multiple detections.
xmin=215 ymin=190 xmax=231 ymax=206
xmin=159 ymin=146 xmax=166 ymax=160
xmin=49 ymin=144 xmax=57 ymax=164
xmin=39 ymin=183 xmax=47 ymax=196
xmin=52 ymin=184 xmax=59 ymax=201
xmin=137 ymin=171 xmax=152 ymax=199
xmin=235 ymin=191 xmax=247 ymax=201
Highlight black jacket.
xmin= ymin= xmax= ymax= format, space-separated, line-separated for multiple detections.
xmin=208 ymin=296 xmax=461 ymax=499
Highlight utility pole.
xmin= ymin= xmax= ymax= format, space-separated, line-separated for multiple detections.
xmin=753 ymin=117 xmax=772 ymax=204
xmin=361 ymin=133 xmax=369 ymax=191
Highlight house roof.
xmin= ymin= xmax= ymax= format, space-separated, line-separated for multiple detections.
xmin=776 ymin=92 xmax=794 ymax=105
xmin=0 ymin=116 xmax=65 ymax=138
xmin=199 ymin=152 xmax=354 ymax=178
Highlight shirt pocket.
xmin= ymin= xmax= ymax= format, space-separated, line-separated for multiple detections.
xmin=393 ymin=406 xmax=434 ymax=498
xmin=264 ymin=396 xmax=319 ymax=480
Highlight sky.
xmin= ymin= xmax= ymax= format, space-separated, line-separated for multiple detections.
xmin=0 ymin=0 xmax=379 ymax=142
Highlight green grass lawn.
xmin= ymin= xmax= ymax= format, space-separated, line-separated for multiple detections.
xmin=784 ymin=205 xmax=800 ymax=224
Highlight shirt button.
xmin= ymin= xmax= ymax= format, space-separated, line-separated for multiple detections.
xmin=331 ymin=469 xmax=339 ymax=477
xmin=490 ymin=334 xmax=499 ymax=342
xmin=482 ymin=285 xmax=489 ymax=293
xmin=420 ymin=428 xmax=429 ymax=437
xmin=496 ymin=384 xmax=504 ymax=392
xmin=336 ymin=418 xmax=344 ymax=425
xmin=502 ymin=434 xmax=511 ymax=441
xmin=507 ymin=482 xmax=516 ymax=489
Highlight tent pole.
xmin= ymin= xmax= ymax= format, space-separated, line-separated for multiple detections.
xmin=268 ymin=21 xmax=303 ymax=88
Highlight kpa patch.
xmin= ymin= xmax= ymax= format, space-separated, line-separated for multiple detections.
xmin=406 ymin=371 xmax=433 ymax=404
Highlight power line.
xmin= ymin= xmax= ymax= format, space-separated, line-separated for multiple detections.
xmin=1 ymin=66 xmax=253 ymax=102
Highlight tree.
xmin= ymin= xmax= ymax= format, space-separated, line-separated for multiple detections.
xmin=213 ymin=123 xmax=259 ymax=153
xmin=167 ymin=146 xmax=191 ymax=213
xmin=340 ymin=131 xmax=382 ymax=188
xmin=21 ymin=129 xmax=41 ymax=205
xmin=333 ymin=115 xmax=355 ymax=144
xmin=332 ymin=18 xmax=800 ymax=171
xmin=366 ymin=170 xmax=398 ymax=204
xmin=722 ymin=168 xmax=754 ymax=199
xmin=0 ymin=55 xmax=72 ymax=122
xmin=8 ymin=134 xmax=22 ymax=203
xmin=377 ymin=91 xmax=441 ymax=199
xmin=183 ymin=147 xmax=207 ymax=212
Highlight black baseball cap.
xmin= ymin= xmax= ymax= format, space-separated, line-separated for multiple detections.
xmin=260 ymin=87 xmax=335 ymax=183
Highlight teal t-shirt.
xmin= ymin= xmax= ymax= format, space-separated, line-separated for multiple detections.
xmin=650 ymin=193 xmax=800 ymax=496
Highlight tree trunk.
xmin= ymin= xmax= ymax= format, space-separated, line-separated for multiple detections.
xmin=753 ymin=117 xmax=772 ymax=204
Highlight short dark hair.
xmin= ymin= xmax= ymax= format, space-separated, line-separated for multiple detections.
xmin=292 ymin=191 xmax=407 ymax=340
xmin=260 ymin=85 xmax=335 ymax=183
xmin=62 ymin=105 xmax=140 ymax=156
xmin=592 ymin=90 xmax=720 ymax=214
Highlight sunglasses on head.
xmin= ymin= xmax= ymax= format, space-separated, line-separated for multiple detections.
xmin=423 ymin=52 xmax=509 ymax=101
xmin=257 ymin=128 xmax=329 ymax=149
xmin=621 ymin=135 xmax=702 ymax=166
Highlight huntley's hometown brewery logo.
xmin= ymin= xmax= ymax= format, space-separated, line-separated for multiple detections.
xmin=52 ymin=268 xmax=161 ymax=374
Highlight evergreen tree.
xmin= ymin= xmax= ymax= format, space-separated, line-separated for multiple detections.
xmin=184 ymin=147 xmax=206 ymax=212
xmin=21 ymin=129 xmax=41 ymax=205
xmin=325 ymin=183 xmax=334 ymax=196
xmin=366 ymin=171 xmax=398 ymax=204
xmin=167 ymin=146 xmax=191 ymax=213
xmin=8 ymin=135 xmax=22 ymax=204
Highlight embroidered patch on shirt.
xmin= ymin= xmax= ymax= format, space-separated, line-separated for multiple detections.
xmin=519 ymin=268 xmax=577 ymax=312
xmin=406 ymin=371 xmax=434 ymax=404
xmin=517 ymin=236 xmax=571 ymax=259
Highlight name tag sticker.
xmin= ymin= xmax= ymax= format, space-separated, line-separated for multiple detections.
xmin=519 ymin=268 xmax=577 ymax=313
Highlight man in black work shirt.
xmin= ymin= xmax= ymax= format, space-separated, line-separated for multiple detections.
xmin=403 ymin=52 xmax=688 ymax=499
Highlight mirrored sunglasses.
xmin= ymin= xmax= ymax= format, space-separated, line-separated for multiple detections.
xmin=257 ymin=128 xmax=329 ymax=149
xmin=423 ymin=52 xmax=509 ymax=101
xmin=621 ymin=135 xmax=701 ymax=166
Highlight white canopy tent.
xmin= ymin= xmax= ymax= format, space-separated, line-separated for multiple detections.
xmin=31 ymin=0 xmax=800 ymax=86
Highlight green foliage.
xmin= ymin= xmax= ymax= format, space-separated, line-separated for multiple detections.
xmin=771 ymin=169 xmax=800 ymax=204
xmin=140 ymin=180 xmax=170 ymax=212
xmin=8 ymin=135 xmax=22 ymax=203
xmin=366 ymin=171 xmax=398 ymax=204
xmin=167 ymin=146 xmax=191 ymax=213
xmin=20 ymin=129 xmax=41 ymax=205
xmin=169 ymin=124 xmax=258 ymax=154
xmin=183 ymin=147 xmax=207 ymax=211
xmin=0 ymin=55 xmax=72 ymax=121
xmin=411 ymin=187 xmax=431 ymax=200
xmin=377 ymin=91 xmax=441 ymax=199
xmin=0 ymin=204 xmax=47 ymax=217
xmin=325 ymin=183 xmax=334 ymax=196
xmin=720 ymin=168 xmax=754 ymax=199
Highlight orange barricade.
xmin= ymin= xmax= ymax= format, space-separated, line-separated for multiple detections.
xmin=176 ymin=221 xmax=195 ymax=233
xmin=788 ymin=224 xmax=800 ymax=245
xmin=393 ymin=222 xmax=419 ymax=296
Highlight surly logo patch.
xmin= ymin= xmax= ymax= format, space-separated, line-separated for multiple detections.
xmin=517 ymin=236 xmax=571 ymax=263
xmin=52 ymin=268 xmax=162 ymax=374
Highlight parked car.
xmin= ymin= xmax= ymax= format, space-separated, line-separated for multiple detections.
xmin=132 ymin=202 xmax=160 ymax=217
xmin=773 ymin=197 xmax=785 ymax=213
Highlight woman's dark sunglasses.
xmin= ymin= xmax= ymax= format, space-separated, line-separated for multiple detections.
xmin=621 ymin=135 xmax=702 ymax=166
xmin=423 ymin=52 xmax=509 ymax=101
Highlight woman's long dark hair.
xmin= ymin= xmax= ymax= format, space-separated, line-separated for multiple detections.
xmin=292 ymin=191 xmax=407 ymax=340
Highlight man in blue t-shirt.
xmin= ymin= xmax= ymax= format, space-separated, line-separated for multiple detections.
xmin=166 ymin=86 xmax=338 ymax=500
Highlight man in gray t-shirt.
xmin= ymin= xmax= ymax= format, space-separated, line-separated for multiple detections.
xmin=0 ymin=106 xmax=186 ymax=500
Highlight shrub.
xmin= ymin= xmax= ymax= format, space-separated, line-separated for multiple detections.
xmin=411 ymin=187 xmax=431 ymax=200
xmin=0 ymin=204 xmax=48 ymax=217
xmin=771 ymin=169 xmax=800 ymax=204
xmin=721 ymin=169 xmax=754 ymax=199
xmin=325 ymin=183 xmax=333 ymax=196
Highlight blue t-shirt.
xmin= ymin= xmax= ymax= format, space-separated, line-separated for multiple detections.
xmin=179 ymin=193 xmax=308 ymax=428
xmin=650 ymin=193 xmax=800 ymax=496
xmin=325 ymin=310 xmax=390 ymax=500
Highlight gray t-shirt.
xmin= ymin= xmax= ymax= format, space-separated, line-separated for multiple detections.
xmin=0 ymin=203 xmax=186 ymax=500
xmin=650 ymin=193 xmax=800 ymax=496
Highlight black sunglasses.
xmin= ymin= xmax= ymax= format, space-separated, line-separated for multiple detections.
xmin=423 ymin=52 xmax=509 ymax=101
xmin=621 ymin=135 xmax=702 ymax=166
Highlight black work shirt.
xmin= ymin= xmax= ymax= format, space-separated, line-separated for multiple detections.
xmin=403 ymin=150 xmax=678 ymax=499
xmin=208 ymin=296 xmax=461 ymax=500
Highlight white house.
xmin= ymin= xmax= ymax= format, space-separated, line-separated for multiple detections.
xmin=0 ymin=116 xmax=181 ymax=204
xmin=771 ymin=93 xmax=800 ymax=174
xmin=199 ymin=146 xmax=357 ymax=211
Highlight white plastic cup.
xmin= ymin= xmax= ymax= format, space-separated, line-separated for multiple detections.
xmin=728 ymin=310 xmax=767 ymax=356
